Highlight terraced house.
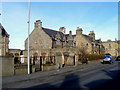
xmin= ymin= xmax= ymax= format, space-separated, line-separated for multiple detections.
xmin=24 ymin=20 xmax=105 ymax=67
xmin=25 ymin=20 xmax=104 ymax=53
xmin=0 ymin=21 xmax=119 ymax=72
xmin=102 ymin=40 xmax=119 ymax=56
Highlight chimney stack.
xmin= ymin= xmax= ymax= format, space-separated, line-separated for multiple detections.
xmin=59 ymin=27 xmax=66 ymax=34
xmin=89 ymin=31 xmax=95 ymax=41
xmin=34 ymin=20 xmax=42 ymax=29
xmin=76 ymin=27 xmax=83 ymax=35
xmin=69 ymin=30 xmax=72 ymax=35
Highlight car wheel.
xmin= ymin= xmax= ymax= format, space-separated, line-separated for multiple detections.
xmin=103 ymin=61 xmax=105 ymax=64
xmin=109 ymin=61 xmax=112 ymax=64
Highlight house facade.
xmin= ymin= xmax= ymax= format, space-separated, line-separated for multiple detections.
xmin=24 ymin=20 xmax=105 ymax=66
xmin=102 ymin=40 xmax=119 ymax=56
xmin=25 ymin=20 xmax=104 ymax=55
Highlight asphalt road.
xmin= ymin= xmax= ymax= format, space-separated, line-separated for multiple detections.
xmin=29 ymin=61 xmax=120 ymax=89
xmin=3 ymin=61 xmax=120 ymax=89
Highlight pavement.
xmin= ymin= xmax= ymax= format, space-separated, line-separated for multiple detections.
xmin=2 ymin=59 xmax=102 ymax=85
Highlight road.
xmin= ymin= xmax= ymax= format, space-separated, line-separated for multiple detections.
xmin=3 ymin=61 xmax=120 ymax=89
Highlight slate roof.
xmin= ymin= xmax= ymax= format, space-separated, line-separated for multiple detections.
xmin=65 ymin=34 xmax=93 ymax=42
xmin=95 ymin=39 xmax=102 ymax=45
xmin=42 ymin=27 xmax=65 ymax=41
xmin=83 ymin=34 xmax=94 ymax=42
xmin=0 ymin=23 xmax=9 ymax=37
xmin=95 ymin=39 xmax=101 ymax=43
xmin=64 ymin=34 xmax=69 ymax=40
xmin=42 ymin=27 xmax=95 ymax=43
xmin=64 ymin=34 xmax=76 ymax=40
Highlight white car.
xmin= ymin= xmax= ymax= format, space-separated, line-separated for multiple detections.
xmin=103 ymin=55 xmax=114 ymax=64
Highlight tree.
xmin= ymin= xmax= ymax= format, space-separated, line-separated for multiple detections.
xmin=77 ymin=43 xmax=88 ymax=63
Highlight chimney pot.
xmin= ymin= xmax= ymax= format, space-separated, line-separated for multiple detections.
xmin=34 ymin=20 xmax=42 ymax=29
xmin=59 ymin=27 xmax=66 ymax=33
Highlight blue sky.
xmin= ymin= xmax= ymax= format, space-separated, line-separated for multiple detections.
xmin=1 ymin=2 xmax=118 ymax=49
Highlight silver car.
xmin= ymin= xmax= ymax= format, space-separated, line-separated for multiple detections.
xmin=103 ymin=55 xmax=114 ymax=64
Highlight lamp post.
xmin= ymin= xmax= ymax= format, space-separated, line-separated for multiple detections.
xmin=27 ymin=0 xmax=31 ymax=74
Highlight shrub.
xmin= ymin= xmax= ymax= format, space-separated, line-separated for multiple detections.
xmin=86 ymin=54 xmax=104 ymax=61
xmin=46 ymin=61 xmax=51 ymax=64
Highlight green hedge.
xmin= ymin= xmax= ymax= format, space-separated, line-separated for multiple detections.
xmin=86 ymin=54 xmax=104 ymax=61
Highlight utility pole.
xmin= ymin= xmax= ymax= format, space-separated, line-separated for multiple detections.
xmin=27 ymin=0 xmax=31 ymax=74
xmin=0 ymin=0 xmax=2 ymax=23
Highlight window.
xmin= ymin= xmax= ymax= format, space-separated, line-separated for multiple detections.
xmin=86 ymin=43 xmax=88 ymax=46
xmin=68 ymin=40 xmax=73 ymax=47
xmin=56 ymin=39 xmax=61 ymax=45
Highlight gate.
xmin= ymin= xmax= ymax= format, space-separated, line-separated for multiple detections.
xmin=34 ymin=56 xmax=56 ymax=72
xmin=34 ymin=56 xmax=42 ymax=72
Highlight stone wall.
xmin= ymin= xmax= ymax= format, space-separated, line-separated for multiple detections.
xmin=23 ymin=48 xmax=76 ymax=64
xmin=0 ymin=36 xmax=9 ymax=56
xmin=42 ymin=65 xmax=58 ymax=71
xmin=102 ymin=41 xmax=118 ymax=56
xmin=9 ymin=49 xmax=21 ymax=56
xmin=55 ymin=53 xmax=63 ymax=68
xmin=14 ymin=66 xmax=35 ymax=75
xmin=0 ymin=56 xmax=14 ymax=76
xmin=25 ymin=28 xmax=52 ymax=50
xmin=74 ymin=34 xmax=92 ymax=54
xmin=118 ymin=41 xmax=120 ymax=55
xmin=64 ymin=52 xmax=75 ymax=66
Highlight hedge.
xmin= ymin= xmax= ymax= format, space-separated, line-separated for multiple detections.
xmin=85 ymin=54 xmax=104 ymax=61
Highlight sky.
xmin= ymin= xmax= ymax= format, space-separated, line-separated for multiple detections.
xmin=0 ymin=1 xmax=118 ymax=50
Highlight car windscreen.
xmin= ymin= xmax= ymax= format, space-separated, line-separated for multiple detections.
xmin=104 ymin=55 xmax=111 ymax=58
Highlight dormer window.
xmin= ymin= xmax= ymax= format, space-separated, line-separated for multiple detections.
xmin=56 ymin=39 xmax=61 ymax=45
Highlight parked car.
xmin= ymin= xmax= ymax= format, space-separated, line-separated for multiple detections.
xmin=103 ymin=55 xmax=114 ymax=64
xmin=116 ymin=56 xmax=120 ymax=61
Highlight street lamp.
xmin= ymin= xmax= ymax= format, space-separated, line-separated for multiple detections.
xmin=27 ymin=0 xmax=31 ymax=74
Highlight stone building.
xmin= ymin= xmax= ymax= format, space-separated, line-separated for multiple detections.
xmin=25 ymin=20 xmax=104 ymax=54
xmin=24 ymin=20 xmax=105 ymax=67
xmin=8 ymin=49 xmax=22 ymax=63
xmin=0 ymin=23 xmax=23 ymax=63
xmin=70 ymin=28 xmax=104 ymax=54
xmin=118 ymin=40 xmax=120 ymax=55
xmin=102 ymin=40 xmax=119 ymax=56
xmin=0 ymin=23 xmax=9 ymax=56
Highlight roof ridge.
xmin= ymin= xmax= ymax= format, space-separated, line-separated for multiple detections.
xmin=42 ymin=27 xmax=59 ymax=32
xmin=0 ymin=23 xmax=9 ymax=37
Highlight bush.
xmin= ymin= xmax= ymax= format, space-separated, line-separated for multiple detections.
xmin=86 ymin=54 xmax=104 ymax=61
xmin=46 ymin=61 xmax=51 ymax=64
